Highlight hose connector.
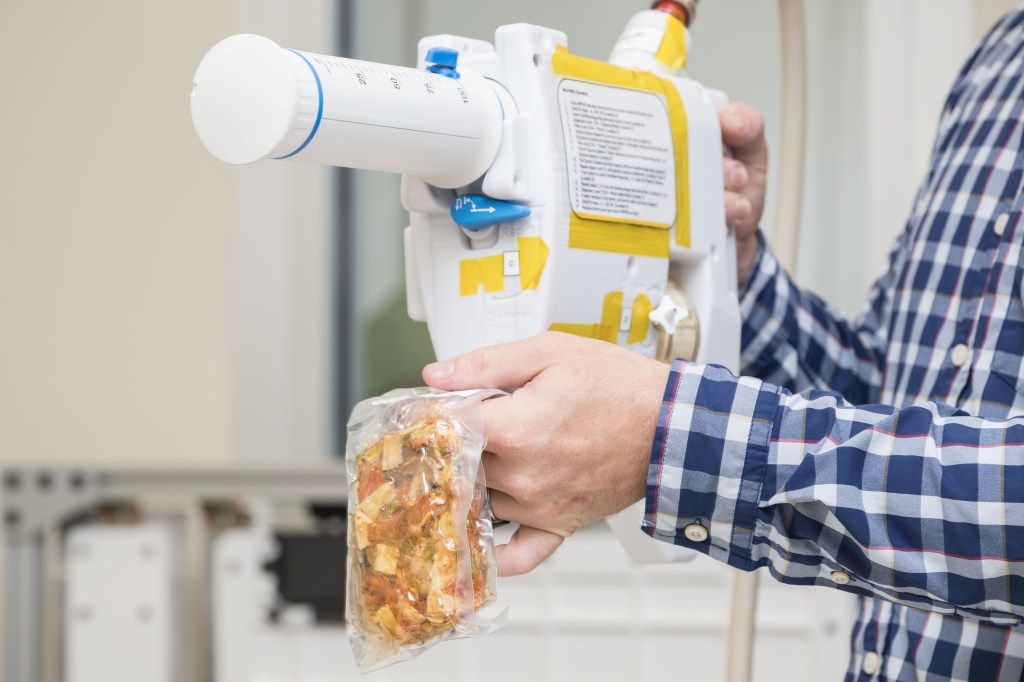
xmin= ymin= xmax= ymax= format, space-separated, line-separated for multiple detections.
xmin=652 ymin=0 xmax=698 ymax=27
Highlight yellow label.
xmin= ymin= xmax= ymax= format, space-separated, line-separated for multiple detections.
xmin=552 ymin=45 xmax=691 ymax=252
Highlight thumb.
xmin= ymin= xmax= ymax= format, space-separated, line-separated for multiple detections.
xmin=495 ymin=525 xmax=565 ymax=577
xmin=423 ymin=333 xmax=563 ymax=391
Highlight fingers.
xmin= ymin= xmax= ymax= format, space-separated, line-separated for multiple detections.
xmin=718 ymin=102 xmax=767 ymax=163
xmin=723 ymin=159 xmax=753 ymax=227
xmin=422 ymin=333 xmax=566 ymax=391
xmin=488 ymin=488 xmax=576 ymax=540
xmin=720 ymin=104 xmax=766 ymax=239
xmin=478 ymin=391 xmax=540 ymax=456
xmin=489 ymin=479 xmax=573 ymax=543
xmin=495 ymin=525 xmax=564 ymax=577
xmin=488 ymin=487 xmax=521 ymax=519
xmin=481 ymin=451 xmax=514 ymax=493
xmin=724 ymin=189 xmax=753 ymax=229
xmin=723 ymin=156 xmax=748 ymax=192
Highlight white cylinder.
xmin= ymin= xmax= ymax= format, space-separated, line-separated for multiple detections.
xmin=190 ymin=34 xmax=504 ymax=188
xmin=608 ymin=9 xmax=690 ymax=75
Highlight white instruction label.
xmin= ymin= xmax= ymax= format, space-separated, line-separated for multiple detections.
xmin=558 ymin=79 xmax=676 ymax=226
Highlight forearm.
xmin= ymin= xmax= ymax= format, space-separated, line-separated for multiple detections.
xmin=740 ymin=233 xmax=888 ymax=403
xmin=644 ymin=360 xmax=1024 ymax=626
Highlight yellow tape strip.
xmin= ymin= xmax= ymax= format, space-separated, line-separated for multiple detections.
xmin=600 ymin=291 xmax=624 ymax=342
xmin=460 ymin=254 xmax=505 ymax=297
xmin=460 ymin=237 xmax=550 ymax=297
xmin=575 ymin=213 xmax=669 ymax=230
xmin=552 ymin=45 xmax=691 ymax=252
xmin=549 ymin=291 xmax=623 ymax=344
xmin=568 ymin=219 xmax=670 ymax=259
xmin=518 ymin=236 xmax=549 ymax=291
xmin=628 ymin=293 xmax=654 ymax=344
xmin=655 ymin=14 xmax=688 ymax=71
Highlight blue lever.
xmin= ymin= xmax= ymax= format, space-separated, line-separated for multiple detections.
xmin=451 ymin=194 xmax=531 ymax=231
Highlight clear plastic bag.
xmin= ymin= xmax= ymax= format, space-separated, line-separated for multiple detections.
xmin=346 ymin=388 xmax=506 ymax=671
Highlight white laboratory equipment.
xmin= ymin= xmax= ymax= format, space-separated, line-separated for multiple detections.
xmin=1 ymin=465 xmax=855 ymax=682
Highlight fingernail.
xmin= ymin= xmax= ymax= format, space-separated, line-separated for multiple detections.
xmin=733 ymin=197 xmax=751 ymax=217
xmin=724 ymin=113 xmax=746 ymax=132
xmin=425 ymin=360 xmax=455 ymax=381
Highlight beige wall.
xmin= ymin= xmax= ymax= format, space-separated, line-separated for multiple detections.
xmin=975 ymin=0 xmax=1020 ymax=34
xmin=0 ymin=1 xmax=340 ymax=468
xmin=0 ymin=2 xmax=237 ymax=466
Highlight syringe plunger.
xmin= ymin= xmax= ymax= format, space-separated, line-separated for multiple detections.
xmin=191 ymin=35 xmax=503 ymax=188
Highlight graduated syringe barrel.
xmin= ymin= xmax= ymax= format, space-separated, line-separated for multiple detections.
xmin=191 ymin=35 xmax=504 ymax=188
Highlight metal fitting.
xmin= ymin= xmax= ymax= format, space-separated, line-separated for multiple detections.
xmin=651 ymin=0 xmax=698 ymax=26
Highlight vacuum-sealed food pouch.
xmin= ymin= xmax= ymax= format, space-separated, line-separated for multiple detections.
xmin=346 ymin=388 xmax=506 ymax=670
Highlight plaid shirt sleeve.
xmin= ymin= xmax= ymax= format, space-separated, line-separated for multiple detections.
xmin=643 ymin=360 xmax=1024 ymax=626
xmin=739 ymin=230 xmax=907 ymax=404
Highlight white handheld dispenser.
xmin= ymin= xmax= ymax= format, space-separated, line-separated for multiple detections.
xmin=191 ymin=5 xmax=740 ymax=570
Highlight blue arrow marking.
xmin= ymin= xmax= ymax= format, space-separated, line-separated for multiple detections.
xmin=451 ymin=193 xmax=531 ymax=232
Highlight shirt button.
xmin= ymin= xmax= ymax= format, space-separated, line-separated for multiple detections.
xmin=994 ymin=213 xmax=1010 ymax=237
xmin=684 ymin=523 xmax=708 ymax=542
xmin=862 ymin=651 xmax=881 ymax=676
xmin=830 ymin=570 xmax=851 ymax=585
xmin=951 ymin=343 xmax=971 ymax=367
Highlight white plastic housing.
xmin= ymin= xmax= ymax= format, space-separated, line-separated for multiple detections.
xmin=609 ymin=9 xmax=690 ymax=75
xmin=191 ymin=17 xmax=741 ymax=565
xmin=404 ymin=25 xmax=739 ymax=368
xmin=191 ymin=34 xmax=504 ymax=188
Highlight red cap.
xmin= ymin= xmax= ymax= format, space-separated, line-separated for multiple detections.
xmin=652 ymin=0 xmax=691 ymax=26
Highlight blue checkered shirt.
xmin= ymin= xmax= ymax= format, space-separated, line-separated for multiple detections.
xmin=644 ymin=9 xmax=1024 ymax=681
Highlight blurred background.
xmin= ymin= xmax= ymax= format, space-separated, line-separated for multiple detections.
xmin=2 ymin=0 xmax=1015 ymax=467
xmin=0 ymin=1 xmax=1017 ymax=680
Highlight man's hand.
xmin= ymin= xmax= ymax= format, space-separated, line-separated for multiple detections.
xmin=719 ymin=102 xmax=768 ymax=287
xmin=422 ymin=332 xmax=670 ymax=577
